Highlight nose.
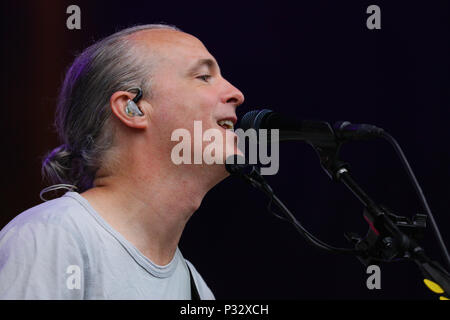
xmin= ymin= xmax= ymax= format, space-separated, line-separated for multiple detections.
xmin=221 ymin=78 xmax=245 ymax=107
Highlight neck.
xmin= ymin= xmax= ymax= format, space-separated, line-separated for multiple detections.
xmin=81 ymin=157 xmax=222 ymax=266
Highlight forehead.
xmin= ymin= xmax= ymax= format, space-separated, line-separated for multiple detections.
xmin=130 ymin=29 xmax=217 ymax=69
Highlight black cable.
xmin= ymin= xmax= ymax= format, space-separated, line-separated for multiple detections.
xmin=245 ymin=175 xmax=360 ymax=255
xmin=381 ymin=131 xmax=450 ymax=270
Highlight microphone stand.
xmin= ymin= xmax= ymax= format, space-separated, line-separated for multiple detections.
xmin=309 ymin=136 xmax=450 ymax=297
xmin=229 ymin=131 xmax=450 ymax=298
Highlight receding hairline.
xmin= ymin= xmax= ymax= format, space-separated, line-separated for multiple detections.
xmin=125 ymin=28 xmax=205 ymax=53
xmin=122 ymin=28 xmax=212 ymax=82
xmin=126 ymin=27 xmax=184 ymax=39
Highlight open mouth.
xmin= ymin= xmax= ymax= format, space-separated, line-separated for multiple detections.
xmin=217 ymin=119 xmax=234 ymax=130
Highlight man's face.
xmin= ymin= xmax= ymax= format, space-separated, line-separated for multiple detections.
xmin=137 ymin=30 xmax=245 ymax=168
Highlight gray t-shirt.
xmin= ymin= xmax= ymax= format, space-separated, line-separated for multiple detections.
xmin=0 ymin=191 xmax=215 ymax=300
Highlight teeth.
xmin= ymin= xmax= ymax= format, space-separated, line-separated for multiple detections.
xmin=217 ymin=120 xmax=234 ymax=130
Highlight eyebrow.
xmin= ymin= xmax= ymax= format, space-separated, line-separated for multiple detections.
xmin=186 ymin=58 xmax=219 ymax=75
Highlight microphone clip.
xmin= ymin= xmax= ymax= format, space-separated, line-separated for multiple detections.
xmin=225 ymin=155 xmax=273 ymax=194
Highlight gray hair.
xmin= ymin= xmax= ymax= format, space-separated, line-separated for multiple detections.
xmin=41 ymin=23 xmax=181 ymax=196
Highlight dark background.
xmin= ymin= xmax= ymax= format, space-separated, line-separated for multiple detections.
xmin=1 ymin=0 xmax=449 ymax=299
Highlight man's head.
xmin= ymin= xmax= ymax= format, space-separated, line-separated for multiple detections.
xmin=42 ymin=24 xmax=244 ymax=192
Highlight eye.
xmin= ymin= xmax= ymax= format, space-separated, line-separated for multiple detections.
xmin=197 ymin=74 xmax=212 ymax=82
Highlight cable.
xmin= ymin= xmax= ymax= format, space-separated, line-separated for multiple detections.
xmin=245 ymin=174 xmax=361 ymax=255
xmin=381 ymin=131 xmax=450 ymax=270
xmin=39 ymin=184 xmax=78 ymax=201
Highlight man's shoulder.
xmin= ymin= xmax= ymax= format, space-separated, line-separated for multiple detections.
xmin=0 ymin=192 xmax=90 ymax=241
xmin=0 ymin=193 xmax=88 ymax=299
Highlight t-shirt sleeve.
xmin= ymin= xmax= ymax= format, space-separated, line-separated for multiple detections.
xmin=0 ymin=220 xmax=86 ymax=299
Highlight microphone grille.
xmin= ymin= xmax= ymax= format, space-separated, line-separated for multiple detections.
xmin=239 ymin=109 xmax=273 ymax=130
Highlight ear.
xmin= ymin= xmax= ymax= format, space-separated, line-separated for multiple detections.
xmin=110 ymin=91 xmax=150 ymax=129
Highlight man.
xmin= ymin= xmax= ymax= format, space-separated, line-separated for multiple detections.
xmin=0 ymin=24 xmax=244 ymax=299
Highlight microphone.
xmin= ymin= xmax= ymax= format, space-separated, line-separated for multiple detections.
xmin=239 ymin=109 xmax=335 ymax=143
xmin=333 ymin=121 xmax=385 ymax=140
xmin=239 ymin=109 xmax=384 ymax=143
